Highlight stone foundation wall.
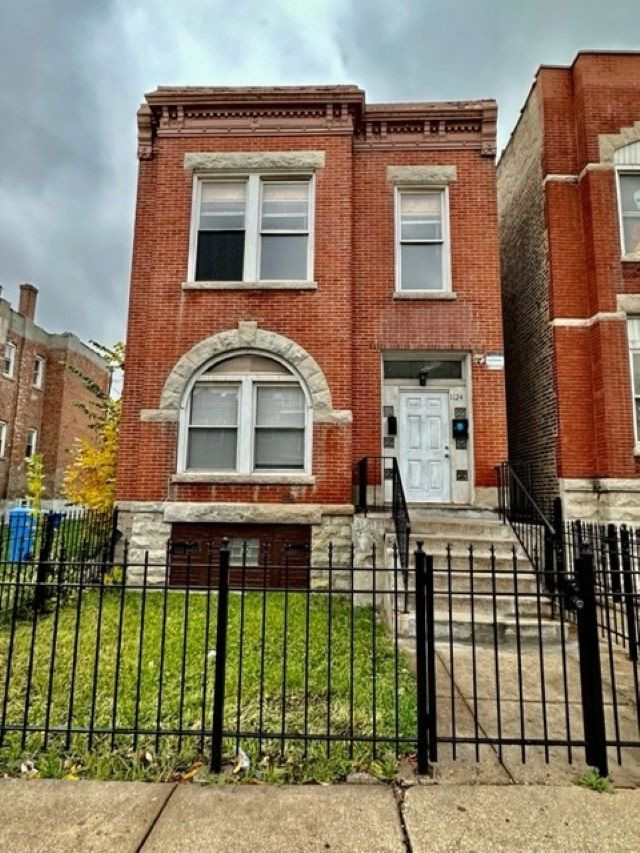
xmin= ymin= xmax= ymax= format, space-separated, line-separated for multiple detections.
xmin=559 ymin=478 xmax=640 ymax=524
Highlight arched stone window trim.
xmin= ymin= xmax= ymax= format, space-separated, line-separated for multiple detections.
xmin=140 ymin=322 xmax=352 ymax=425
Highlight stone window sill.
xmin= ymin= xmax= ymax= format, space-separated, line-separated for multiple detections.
xmin=182 ymin=280 xmax=318 ymax=291
xmin=622 ymin=254 xmax=640 ymax=263
xmin=172 ymin=472 xmax=316 ymax=485
xmin=634 ymin=444 xmax=640 ymax=458
xmin=393 ymin=291 xmax=457 ymax=301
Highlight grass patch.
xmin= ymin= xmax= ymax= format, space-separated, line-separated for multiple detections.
xmin=0 ymin=587 xmax=416 ymax=783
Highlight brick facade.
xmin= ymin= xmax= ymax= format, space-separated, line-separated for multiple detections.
xmin=498 ymin=52 xmax=640 ymax=521
xmin=0 ymin=284 xmax=109 ymax=506
xmin=117 ymin=86 xmax=508 ymax=566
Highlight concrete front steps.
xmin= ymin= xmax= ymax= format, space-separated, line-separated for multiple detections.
xmin=385 ymin=508 xmax=569 ymax=647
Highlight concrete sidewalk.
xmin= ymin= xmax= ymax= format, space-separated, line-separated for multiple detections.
xmin=1 ymin=779 xmax=639 ymax=852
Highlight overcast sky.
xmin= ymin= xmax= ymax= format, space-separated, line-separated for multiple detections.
xmin=0 ymin=0 xmax=637 ymax=346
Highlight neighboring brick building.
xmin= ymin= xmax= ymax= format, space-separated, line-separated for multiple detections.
xmin=117 ymin=85 xmax=507 ymax=568
xmin=0 ymin=283 xmax=110 ymax=507
xmin=498 ymin=51 xmax=640 ymax=522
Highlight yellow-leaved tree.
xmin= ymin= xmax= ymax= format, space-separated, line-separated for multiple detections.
xmin=25 ymin=451 xmax=45 ymax=513
xmin=63 ymin=342 xmax=124 ymax=511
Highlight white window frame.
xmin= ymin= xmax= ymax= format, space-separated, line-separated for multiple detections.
xmin=394 ymin=185 xmax=451 ymax=294
xmin=178 ymin=350 xmax=312 ymax=476
xmin=3 ymin=341 xmax=16 ymax=379
xmin=627 ymin=317 xmax=640 ymax=447
xmin=187 ymin=172 xmax=315 ymax=284
xmin=25 ymin=428 xmax=37 ymax=459
xmin=0 ymin=421 xmax=6 ymax=458
xmin=616 ymin=166 xmax=640 ymax=258
xmin=33 ymin=355 xmax=45 ymax=389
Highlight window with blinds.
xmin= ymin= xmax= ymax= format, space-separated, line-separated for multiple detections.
xmin=396 ymin=189 xmax=450 ymax=292
xmin=192 ymin=175 xmax=312 ymax=282
xmin=183 ymin=354 xmax=309 ymax=474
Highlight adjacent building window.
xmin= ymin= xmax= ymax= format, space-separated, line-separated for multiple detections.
xmin=628 ymin=317 xmax=640 ymax=443
xmin=618 ymin=171 xmax=640 ymax=256
xmin=33 ymin=355 xmax=45 ymax=389
xmin=182 ymin=353 xmax=309 ymax=474
xmin=3 ymin=342 xmax=16 ymax=378
xmin=25 ymin=428 xmax=37 ymax=459
xmin=395 ymin=188 xmax=450 ymax=291
xmin=0 ymin=421 xmax=6 ymax=458
xmin=190 ymin=175 xmax=313 ymax=282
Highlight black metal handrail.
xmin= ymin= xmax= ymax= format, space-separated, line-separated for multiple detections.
xmin=496 ymin=461 xmax=562 ymax=590
xmin=355 ymin=456 xmax=411 ymax=572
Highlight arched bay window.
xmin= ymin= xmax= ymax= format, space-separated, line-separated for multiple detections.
xmin=180 ymin=353 xmax=311 ymax=473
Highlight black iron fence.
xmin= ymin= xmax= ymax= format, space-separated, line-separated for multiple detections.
xmin=0 ymin=541 xmax=416 ymax=773
xmin=0 ymin=508 xmax=116 ymax=616
xmin=0 ymin=530 xmax=637 ymax=779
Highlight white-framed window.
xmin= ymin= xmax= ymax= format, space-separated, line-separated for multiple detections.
xmin=395 ymin=187 xmax=451 ymax=292
xmin=2 ymin=342 xmax=16 ymax=378
xmin=617 ymin=170 xmax=640 ymax=256
xmin=25 ymin=428 xmax=37 ymax=459
xmin=188 ymin=174 xmax=314 ymax=283
xmin=180 ymin=353 xmax=311 ymax=474
xmin=0 ymin=421 xmax=6 ymax=458
xmin=33 ymin=355 xmax=45 ymax=389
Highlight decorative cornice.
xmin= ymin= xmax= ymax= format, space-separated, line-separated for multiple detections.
xmin=183 ymin=150 xmax=325 ymax=172
xmin=137 ymin=87 xmax=497 ymax=160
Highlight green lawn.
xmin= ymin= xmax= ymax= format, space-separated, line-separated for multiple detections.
xmin=0 ymin=587 xmax=416 ymax=782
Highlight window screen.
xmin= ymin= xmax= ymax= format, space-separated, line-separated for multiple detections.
xmin=399 ymin=191 xmax=444 ymax=291
xmin=188 ymin=386 xmax=239 ymax=470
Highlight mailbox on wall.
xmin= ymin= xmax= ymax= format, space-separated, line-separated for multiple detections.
xmin=452 ymin=418 xmax=469 ymax=439
xmin=387 ymin=415 xmax=398 ymax=436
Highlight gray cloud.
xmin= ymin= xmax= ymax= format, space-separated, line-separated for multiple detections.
xmin=0 ymin=0 xmax=637 ymax=346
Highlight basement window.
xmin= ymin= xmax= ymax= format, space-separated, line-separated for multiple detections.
xmin=189 ymin=175 xmax=313 ymax=283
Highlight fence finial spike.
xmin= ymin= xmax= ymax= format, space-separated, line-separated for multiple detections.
xmin=416 ymin=540 xmax=424 ymax=552
xmin=221 ymin=537 xmax=230 ymax=550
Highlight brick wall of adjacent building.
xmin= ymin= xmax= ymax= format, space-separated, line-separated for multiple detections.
xmin=497 ymin=86 xmax=559 ymax=507
xmin=498 ymin=51 xmax=640 ymax=520
xmin=0 ymin=285 xmax=109 ymax=504
xmin=117 ymin=87 xmax=507 ymax=513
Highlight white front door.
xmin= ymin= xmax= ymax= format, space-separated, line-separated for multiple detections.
xmin=399 ymin=391 xmax=450 ymax=503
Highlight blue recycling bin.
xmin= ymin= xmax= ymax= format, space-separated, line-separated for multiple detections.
xmin=8 ymin=507 xmax=36 ymax=561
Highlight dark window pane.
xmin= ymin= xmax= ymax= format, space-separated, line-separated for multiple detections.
xmin=260 ymin=234 xmax=307 ymax=280
xmin=383 ymin=359 xmax=462 ymax=380
xmin=196 ymin=231 xmax=244 ymax=281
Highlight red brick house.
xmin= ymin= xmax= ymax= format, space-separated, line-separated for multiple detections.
xmin=498 ymin=52 xmax=640 ymax=522
xmin=116 ymin=85 xmax=507 ymax=568
xmin=0 ymin=283 xmax=110 ymax=507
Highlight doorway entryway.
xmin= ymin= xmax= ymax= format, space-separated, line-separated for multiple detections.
xmin=398 ymin=390 xmax=450 ymax=502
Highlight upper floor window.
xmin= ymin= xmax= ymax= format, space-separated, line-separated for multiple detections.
xmin=180 ymin=353 xmax=310 ymax=474
xmin=190 ymin=175 xmax=313 ymax=283
xmin=3 ymin=342 xmax=16 ymax=378
xmin=0 ymin=421 xmax=6 ymax=458
xmin=33 ymin=355 xmax=45 ymax=389
xmin=618 ymin=171 xmax=640 ymax=256
xmin=25 ymin=428 xmax=37 ymax=459
xmin=395 ymin=188 xmax=451 ymax=292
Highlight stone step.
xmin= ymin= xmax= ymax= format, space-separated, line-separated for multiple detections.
xmin=396 ymin=609 xmax=570 ymax=646
xmin=386 ymin=548 xmax=530 ymax=574
xmin=384 ymin=566 xmax=541 ymax=594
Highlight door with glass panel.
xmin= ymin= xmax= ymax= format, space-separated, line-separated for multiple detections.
xmin=398 ymin=390 xmax=450 ymax=502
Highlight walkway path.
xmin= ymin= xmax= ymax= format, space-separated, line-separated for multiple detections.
xmin=0 ymin=778 xmax=638 ymax=852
